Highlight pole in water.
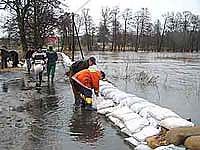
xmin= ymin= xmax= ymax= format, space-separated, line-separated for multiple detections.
xmin=72 ymin=13 xmax=75 ymax=61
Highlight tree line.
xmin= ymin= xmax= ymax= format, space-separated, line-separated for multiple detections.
xmin=0 ymin=0 xmax=200 ymax=54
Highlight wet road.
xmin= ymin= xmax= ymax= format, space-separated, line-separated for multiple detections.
xmin=0 ymin=62 xmax=131 ymax=150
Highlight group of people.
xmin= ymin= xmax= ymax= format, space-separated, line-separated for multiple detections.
xmin=25 ymin=46 xmax=58 ymax=86
xmin=67 ymin=57 xmax=105 ymax=110
xmin=26 ymin=47 xmax=105 ymax=110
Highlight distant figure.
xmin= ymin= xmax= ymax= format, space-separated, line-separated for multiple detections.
xmin=25 ymin=47 xmax=35 ymax=73
xmin=32 ymin=48 xmax=47 ymax=86
xmin=0 ymin=46 xmax=9 ymax=69
xmin=46 ymin=46 xmax=58 ymax=83
xmin=9 ymin=50 xmax=19 ymax=68
xmin=71 ymin=68 xmax=105 ymax=110
xmin=68 ymin=57 xmax=97 ymax=106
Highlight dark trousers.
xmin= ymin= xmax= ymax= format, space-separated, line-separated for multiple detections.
xmin=70 ymin=78 xmax=92 ymax=106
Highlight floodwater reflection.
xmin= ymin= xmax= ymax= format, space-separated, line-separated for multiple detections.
xmin=69 ymin=109 xmax=104 ymax=144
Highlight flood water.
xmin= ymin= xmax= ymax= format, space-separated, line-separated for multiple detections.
xmin=0 ymin=51 xmax=200 ymax=150
xmin=90 ymin=51 xmax=200 ymax=125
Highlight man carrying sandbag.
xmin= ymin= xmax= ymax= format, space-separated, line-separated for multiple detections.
xmin=32 ymin=48 xmax=47 ymax=87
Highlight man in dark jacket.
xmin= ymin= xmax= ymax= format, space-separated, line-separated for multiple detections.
xmin=0 ymin=47 xmax=9 ymax=69
xmin=25 ymin=47 xmax=35 ymax=73
xmin=68 ymin=57 xmax=97 ymax=107
xmin=46 ymin=46 xmax=58 ymax=83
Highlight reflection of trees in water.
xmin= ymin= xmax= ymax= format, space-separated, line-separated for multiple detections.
xmin=69 ymin=110 xmax=104 ymax=144
xmin=24 ymin=84 xmax=62 ymax=150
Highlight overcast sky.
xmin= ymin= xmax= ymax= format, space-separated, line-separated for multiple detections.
xmin=65 ymin=0 xmax=200 ymax=21
xmin=0 ymin=0 xmax=200 ymax=37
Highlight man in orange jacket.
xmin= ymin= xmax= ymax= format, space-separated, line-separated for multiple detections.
xmin=71 ymin=68 xmax=105 ymax=109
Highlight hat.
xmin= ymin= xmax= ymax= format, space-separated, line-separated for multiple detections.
xmin=89 ymin=57 xmax=96 ymax=65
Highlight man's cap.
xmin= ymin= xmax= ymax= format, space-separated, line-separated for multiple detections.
xmin=89 ymin=57 xmax=96 ymax=65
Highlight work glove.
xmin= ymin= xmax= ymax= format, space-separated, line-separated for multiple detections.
xmin=94 ymin=91 xmax=99 ymax=97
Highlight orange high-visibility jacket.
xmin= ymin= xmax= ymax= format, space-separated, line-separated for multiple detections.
xmin=72 ymin=69 xmax=101 ymax=92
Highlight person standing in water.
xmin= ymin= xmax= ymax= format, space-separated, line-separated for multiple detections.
xmin=46 ymin=46 xmax=58 ymax=83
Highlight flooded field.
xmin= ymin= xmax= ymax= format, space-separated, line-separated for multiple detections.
xmin=0 ymin=51 xmax=199 ymax=150
xmin=91 ymin=51 xmax=200 ymax=125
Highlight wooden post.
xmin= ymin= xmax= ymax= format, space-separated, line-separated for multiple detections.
xmin=72 ymin=13 xmax=75 ymax=61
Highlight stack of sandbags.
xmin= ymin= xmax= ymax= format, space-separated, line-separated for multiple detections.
xmin=166 ymin=126 xmax=200 ymax=146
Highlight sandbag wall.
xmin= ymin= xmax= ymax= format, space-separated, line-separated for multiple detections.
xmin=94 ymin=80 xmax=194 ymax=150
xmin=60 ymin=52 xmax=194 ymax=150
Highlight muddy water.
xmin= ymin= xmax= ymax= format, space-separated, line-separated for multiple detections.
xmin=0 ymin=52 xmax=199 ymax=150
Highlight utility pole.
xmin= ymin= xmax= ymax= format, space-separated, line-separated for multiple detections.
xmin=72 ymin=13 xmax=75 ymax=61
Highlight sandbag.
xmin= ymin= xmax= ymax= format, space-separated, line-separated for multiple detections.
xmin=97 ymin=106 xmax=117 ymax=115
xmin=146 ymin=135 xmax=169 ymax=149
xmin=124 ymin=137 xmax=140 ymax=147
xmin=133 ymin=126 xmax=160 ymax=142
xmin=32 ymin=64 xmax=44 ymax=75
xmin=108 ymin=116 xmax=125 ymax=129
xmin=106 ymin=106 xmax=133 ymax=118
xmin=119 ymin=96 xmax=146 ymax=107
xmin=135 ymin=144 xmax=152 ymax=150
xmin=160 ymin=117 xmax=194 ymax=130
xmin=166 ymin=126 xmax=200 ymax=146
xmin=124 ymin=117 xmax=149 ymax=133
xmin=95 ymin=98 xmax=115 ymax=110
xmin=130 ymin=101 xmax=157 ymax=114
xmin=184 ymin=135 xmax=200 ymax=150
xmin=154 ymin=144 xmax=185 ymax=150
xmin=140 ymin=106 xmax=180 ymax=121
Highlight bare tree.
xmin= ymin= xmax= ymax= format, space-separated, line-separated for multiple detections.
xmin=0 ymin=0 xmax=31 ymax=53
xmin=122 ymin=8 xmax=132 ymax=51
xmin=110 ymin=6 xmax=120 ymax=51
xmin=98 ymin=7 xmax=112 ymax=51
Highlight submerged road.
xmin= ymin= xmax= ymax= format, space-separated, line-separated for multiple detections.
xmin=0 ymin=61 xmax=131 ymax=150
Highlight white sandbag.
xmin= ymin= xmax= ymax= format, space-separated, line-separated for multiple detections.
xmin=32 ymin=64 xmax=44 ymax=75
xmin=101 ymin=88 xmax=119 ymax=98
xmin=95 ymin=99 xmax=115 ymax=110
xmin=100 ymin=86 xmax=117 ymax=96
xmin=130 ymin=101 xmax=157 ymax=114
xmin=145 ymin=107 xmax=181 ymax=121
xmin=124 ymin=137 xmax=140 ymax=147
xmin=106 ymin=106 xmax=133 ymax=118
xmin=132 ymin=126 xmax=160 ymax=142
xmin=100 ymin=80 xmax=113 ymax=87
xmin=154 ymin=144 xmax=185 ymax=150
xmin=124 ymin=117 xmax=149 ymax=133
xmin=97 ymin=106 xmax=117 ymax=115
xmin=59 ymin=52 xmax=72 ymax=65
xmin=104 ymin=89 xmax=122 ymax=99
xmin=139 ymin=105 xmax=162 ymax=118
xmin=108 ymin=116 xmax=125 ymax=129
xmin=160 ymin=117 xmax=194 ymax=129
xmin=121 ymin=127 xmax=133 ymax=137
xmin=112 ymin=92 xmax=133 ymax=103
xmin=120 ymin=97 xmax=147 ymax=107
xmin=116 ymin=112 xmax=142 ymax=123
xmin=147 ymin=117 xmax=160 ymax=128
xmin=135 ymin=144 xmax=152 ymax=150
